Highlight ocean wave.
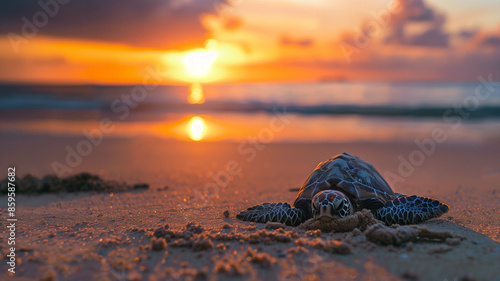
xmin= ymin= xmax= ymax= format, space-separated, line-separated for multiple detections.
xmin=2 ymin=97 xmax=500 ymax=119
xmin=1 ymin=84 xmax=500 ymax=119
xmin=108 ymin=102 xmax=500 ymax=119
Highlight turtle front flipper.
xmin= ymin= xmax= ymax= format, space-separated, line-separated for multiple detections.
xmin=236 ymin=203 xmax=305 ymax=226
xmin=373 ymin=195 xmax=449 ymax=225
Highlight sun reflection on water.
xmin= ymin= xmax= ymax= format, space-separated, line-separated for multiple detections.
xmin=188 ymin=83 xmax=205 ymax=104
xmin=188 ymin=116 xmax=206 ymax=141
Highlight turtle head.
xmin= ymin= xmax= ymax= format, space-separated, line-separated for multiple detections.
xmin=311 ymin=190 xmax=353 ymax=221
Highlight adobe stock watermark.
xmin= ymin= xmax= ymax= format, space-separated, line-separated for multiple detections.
xmin=180 ymin=107 xmax=295 ymax=221
xmin=384 ymin=74 xmax=496 ymax=187
xmin=8 ymin=0 xmax=71 ymax=54
xmin=339 ymin=0 xmax=402 ymax=63
xmin=50 ymin=65 xmax=164 ymax=178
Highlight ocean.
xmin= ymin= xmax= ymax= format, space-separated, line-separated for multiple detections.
xmin=1 ymin=82 xmax=499 ymax=143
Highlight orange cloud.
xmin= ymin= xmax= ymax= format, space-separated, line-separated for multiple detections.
xmin=280 ymin=35 xmax=314 ymax=48
xmin=0 ymin=0 xmax=499 ymax=84
xmin=0 ymin=0 xmax=210 ymax=49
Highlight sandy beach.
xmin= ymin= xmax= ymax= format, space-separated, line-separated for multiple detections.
xmin=1 ymin=137 xmax=499 ymax=280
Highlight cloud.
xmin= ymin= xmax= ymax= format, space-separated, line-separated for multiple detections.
xmin=222 ymin=16 xmax=243 ymax=30
xmin=0 ymin=0 xmax=213 ymax=49
xmin=315 ymin=45 xmax=500 ymax=82
xmin=394 ymin=0 xmax=435 ymax=22
xmin=385 ymin=0 xmax=449 ymax=47
xmin=280 ymin=35 xmax=314 ymax=47
xmin=466 ymin=27 xmax=500 ymax=51
xmin=0 ymin=0 xmax=499 ymax=83
xmin=458 ymin=28 xmax=478 ymax=39
xmin=480 ymin=35 xmax=500 ymax=48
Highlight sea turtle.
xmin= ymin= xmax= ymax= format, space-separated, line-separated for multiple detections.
xmin=236 ymin=152 xmax=449 ymax=226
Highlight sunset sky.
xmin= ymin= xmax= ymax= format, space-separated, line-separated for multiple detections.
xmin=0 ymin=0 xmax=499 ymax=84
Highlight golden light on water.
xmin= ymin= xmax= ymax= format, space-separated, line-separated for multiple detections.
xmin=188 ymin=83 xmax=205 ymax=104
xmin=188 ymin=116 xmax=206 ymax=141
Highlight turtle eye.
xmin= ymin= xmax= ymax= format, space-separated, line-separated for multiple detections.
xmin=335 ymin=199 xmax=344 ymax=210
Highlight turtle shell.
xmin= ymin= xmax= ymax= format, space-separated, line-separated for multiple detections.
xmin=293 ymin=153 xmax=396 ymax=209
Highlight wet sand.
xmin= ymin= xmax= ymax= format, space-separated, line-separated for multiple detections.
xmin=0 ymin=137 xmax=499 ymax=280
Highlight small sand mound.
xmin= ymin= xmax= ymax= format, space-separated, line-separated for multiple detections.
xmin=286 ymin=246 xmax=309 ymax=255
xmin=151 ymin=237 xmax=167 ymax=251
xmin=324 ymin=240 xmax=352 ymax=255
xmin=186 ymin=223 xmax=204 ymax=234
xmin=214 ymin=251 xmax=259 ymax=276
xmin=299 ymin=209 xmax=378 ymax=232
xmin=99 ymin=236 xmax=123 ymax=248
xmin=242 ymin=224 xmax=257 ymax=231
xmin=305 ymin=230 xmax=322 ymax=237
xmin=193 ymin=238 xmax=213 ymax=251
xmin=245 ymin=247 xmax=277 ymax=268
xmin=365 ymin=223 xmax=457 ymax=245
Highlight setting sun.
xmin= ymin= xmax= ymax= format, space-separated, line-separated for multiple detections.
xmin=188 ymin=116 xmax=206 ymax=141
xmin=182 ymin=39 xmax=218 ymax=79
xmin=184 ymin=51 xmax=216 ymax=77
